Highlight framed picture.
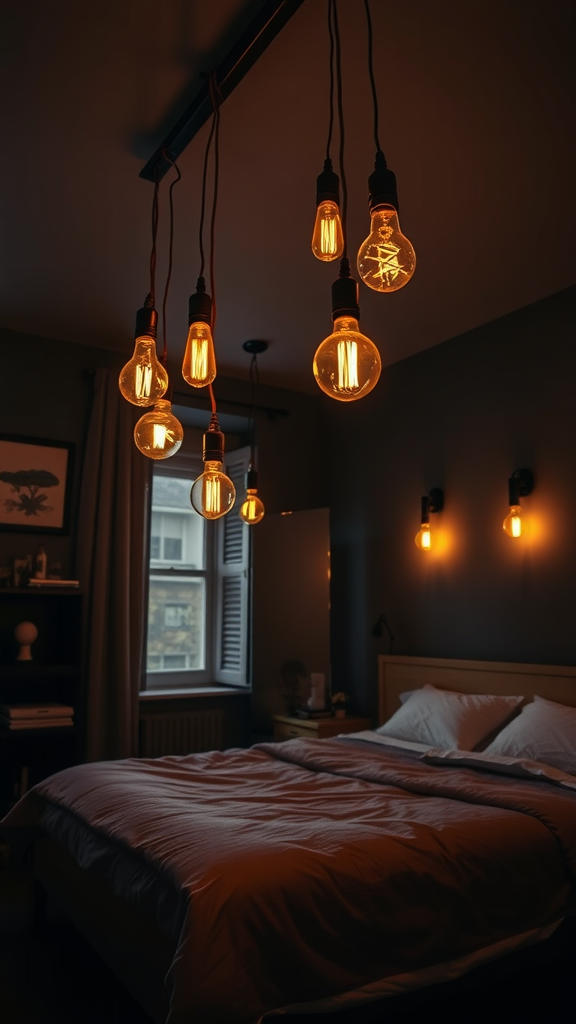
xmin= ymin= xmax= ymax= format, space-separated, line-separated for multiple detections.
xmin=0 ymin=434 xmax=74 ymax=534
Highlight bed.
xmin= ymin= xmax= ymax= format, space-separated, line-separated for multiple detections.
xmin=2 ymin=654 xmax=576 ymax=1024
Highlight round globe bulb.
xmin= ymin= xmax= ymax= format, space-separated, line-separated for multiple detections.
xmin=357 ymin=205 xmax=416 ymax=293
xmin=181 ymin=321 xmax=217 ymax=388
xmin=415 ymin=524 xmax=431 ymax=551
xmin=119 ymin=336 xmax=169 ymax=406
xmin=503 ymin=505 xmax=524 ymax=538
xmin=239 ymin=488 xmax=265 ymax=525
xmin=311 ymin=200 xmax=344 ymax=262
xmin=134 ymin=399 xmax=183 ymax=460
xmin=313 ymin=315 xmax=381 ymax=401
xmin=190 ymin=460 xmax=236 ymax=520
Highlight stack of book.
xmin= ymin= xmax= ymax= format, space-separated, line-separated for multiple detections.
xmin=28 ymin=579 xmax=79 ymax=588
xmin=295 ymin=708 xmax=333 ymax=719
xmin=0 ymin=703 xmax=74 ymax=730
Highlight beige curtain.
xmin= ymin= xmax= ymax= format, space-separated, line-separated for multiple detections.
xmin=76 ymin=368 xmax=150 ymax=761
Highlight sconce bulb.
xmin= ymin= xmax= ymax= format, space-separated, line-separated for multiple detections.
xmin=119 ymin=336 xmax=169 ymax=406
xmin=503 ymin=505 xmax=524 ymax=538
xmin=357 ymin=205 xmax=416 ymax=293
xmin=134 ymin=399 xmax=183 ymax=460
xmin=182 ymin=321 xmax=217 ymax=388
xmin=313 ymin=315 xmax=381 ymax=402
xmin=312 ymin=200 xmax=344 ymax=262
xmin=415 ymin=523 xmax=431 ymax=551
xmin=239 ymin=488 xmax=265 ymax=525
xmin=190 ymin=460 xmax=236 ymax=520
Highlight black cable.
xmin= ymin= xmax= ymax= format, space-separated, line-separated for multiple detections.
xmin=363 ymin=0 xmax=382 ymax=154
xmin=208 ymin=71 xmax=221 ymax=336
xmin=160 ymin=151 xmax=181 ymax=373
xmin=248 ymin=353 xmax=261 ymax=469
xmin=325 ymin=0 xmax=336 ymax=161
xmin=198 ymin=76 xmax=218 ymax=280
xmin=332 ymin=0 xmax=347 ymax=255
xmin=149 ymin=170 xmax=160 ymax=306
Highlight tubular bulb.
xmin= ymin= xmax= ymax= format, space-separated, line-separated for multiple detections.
xmin=415 ymin=523 xmax=431 ymax=551
xmin=119 ymin=313 xmax=168 ymax=407
xmin=191 ymin=461 xmax=235 ymax=520
xmin=134 ymin=399 xmax=183 ymax=460
xmin=503 ymin=505 xmax=524 ymax=538
xmin=312 ymin=200 xmax=344 ymax=262
xmin=182 ymin=321 xmax=217 ymax=388
xmin=313 ymin=315 xmax=381 ymax=402
xmin=357 ymin=205 xmax=416 ymax=293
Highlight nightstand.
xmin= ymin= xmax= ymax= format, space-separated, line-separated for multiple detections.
xmin=273 ymin=713 xmax=372 ymax=742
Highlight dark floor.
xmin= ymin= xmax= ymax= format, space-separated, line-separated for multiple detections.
xmin=1 ymin=851 xmax=575 ymax=1024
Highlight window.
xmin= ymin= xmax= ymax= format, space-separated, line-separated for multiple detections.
xmin=143 ymin=445 xmax=251 ymax=691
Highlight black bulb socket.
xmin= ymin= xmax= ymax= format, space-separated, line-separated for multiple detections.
xmin=368 ymin=151 xmax=399 ymax=213
xmin=188 ymin=277 xmax=212 ymax=326
xmin=246 ymin=468 xmax=258 ymax=490
xmin=331 ymin=259 xmax=360 ymax=321
xmin=203 ymin=427 xmax=225 ymax=464
xmin=135 ymin=304 xmax=158 ymax=339
xmin=316 ymin=158 xmax=340 ymax=205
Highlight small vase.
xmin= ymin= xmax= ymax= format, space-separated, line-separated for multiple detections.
xmin=334 ymin=708 xmax=346 ymax=719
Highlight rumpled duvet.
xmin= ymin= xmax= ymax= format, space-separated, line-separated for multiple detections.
xmin=3 ymin=735 xmax=576 ymax=1024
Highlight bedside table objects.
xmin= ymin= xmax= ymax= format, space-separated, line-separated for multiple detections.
xmin=0 ymin=587 xmax=83 ymax=809
xmin=274 ymin=714 xmax=372 ymax=742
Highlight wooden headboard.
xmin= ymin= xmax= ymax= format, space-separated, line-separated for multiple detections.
xmin=378 ymin=655 xmax=576 ymax=726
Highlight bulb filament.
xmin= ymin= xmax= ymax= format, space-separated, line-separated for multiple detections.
xmin=206 ymin=475 xmax=221 ymax=515
xmin=337 ymin=340 xmax=359 ymax=392
xmin=136 ymin=363 xmax=152 ymax=400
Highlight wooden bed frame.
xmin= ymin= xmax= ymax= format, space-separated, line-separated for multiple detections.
xmin=32 ymin=655 xmax=576 ymax=1023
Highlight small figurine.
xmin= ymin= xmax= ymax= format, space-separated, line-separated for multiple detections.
xmin=15 ymin=621 xmax=38 ymax=661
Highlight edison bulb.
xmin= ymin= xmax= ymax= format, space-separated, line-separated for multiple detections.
xmin=503 ymin=505 xmax=524 ymax=538
xmin=182 ymin=321 xmax=217 ymax=388
xmin=415 ymin=523 xmax=431 ymax=551
xmin=239 ymin=488 xmax=265 ymax=525
xmin=191 ymin=461 xmax=235 ymax=520
xmin=357 ymin=205 xmax=416 ymax=293
xmin=119 ymin=337 xmax=168 ymax=406
xmin=313 ymin=315 xmax=381 ymax=402
xmin=312 ymin=200 xmax=344 ymax=262
xmin=134 ymin=399 xmax=183 ymax=460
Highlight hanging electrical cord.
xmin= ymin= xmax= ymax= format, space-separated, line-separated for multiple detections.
xmin=133 ymin=153 xmax=184 ymax=460
xmin=311 ymin=0 xmax=344 ymax=262
xmin=119 ymin=168 xmax=168 ymax=408
xmin=239 ymin=341 xmax=267 ymax=525
xmin=356 ymin=0 xmax=416 ymax=293
xmin=312 ymin=0 xmax=382 ymax=402
xmin=189 ymin=71 xmax=236 ymax=520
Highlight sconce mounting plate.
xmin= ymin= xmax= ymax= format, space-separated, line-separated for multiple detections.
xmin=428 ymin=487 xmax=444 ymax=514
xmin=511 ymin=468 xmax=534 ymax=497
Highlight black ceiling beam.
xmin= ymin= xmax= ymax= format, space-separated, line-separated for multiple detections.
xmin=140 ymin=0 xmax=306 ymax=182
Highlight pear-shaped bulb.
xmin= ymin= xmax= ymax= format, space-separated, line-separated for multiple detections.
xmin=503 ymin=505 xmax=524 ymax=538
xmin=182 ymin=321 xmax=217 ymax=388
xmin=415 ymin=523 xmax=431 ymax=551
xmin=119 ymin=336 xmax=169 ymax=406
xmin=134 ymin=399 xmax=183 ymax=460
xmin=357 ymin=205 xmax=416 ymax=293
xmin=311 ymin=200 xmax=344 ymax=262
xmin=190 ymin=460 xmax=235 ymax=520
xmin=313 ymin=315 xmax=381 ymax=402
xmin=239 ymin=488 xmax=265 ymax=525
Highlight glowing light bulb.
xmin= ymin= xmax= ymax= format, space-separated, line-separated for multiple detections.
xmin=134 ymin=399 xmax=183 ymax=460
xmin=503 ymin=505 xmax=524 ymax=538
xmin=190 ymin=421 xmax=235 ymax=520
xmin=356 ymin=151 xmax=415 ymax=294
xmin=239 ymin=469 xmax=265 ymax=525
xmin=415 ymin=523 xmax=431 ymax=551
xmin=313 ymin=259 xmax=381 ymax=401
xmin=311 ymin=159 xmax=344 ymax=262
xmin=357 ymin=204 xmax=416 ymax=293
xmin=182 ymin=277 xmax=217 ymax=388
xmin=119 ymin=304 xmax=168 ymax=406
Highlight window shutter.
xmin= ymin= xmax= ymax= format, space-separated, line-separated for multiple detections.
xmin=214 ymin=446 xmax=251 ymax=685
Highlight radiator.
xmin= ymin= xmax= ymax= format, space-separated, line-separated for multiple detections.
xmin=139 ymin=709 xmax=224 ymax=757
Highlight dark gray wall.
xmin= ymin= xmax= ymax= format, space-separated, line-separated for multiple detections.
xmin=324 ymin=286 xmax=576 ymax=724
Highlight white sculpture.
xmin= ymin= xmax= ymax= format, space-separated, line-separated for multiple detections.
xmin=15 ymin=621 xmax=38 ymax=661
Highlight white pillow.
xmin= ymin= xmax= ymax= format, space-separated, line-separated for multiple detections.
xmin=484 ymin=695 xmax=576 ymax=775
xmin=376 ymin=684 xmax=523 ymax=751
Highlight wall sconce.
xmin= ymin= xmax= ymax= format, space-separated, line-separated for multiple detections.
xmin=415 ymin=488 xmax=444 ymax=551
xmin=503 ymin=468 xmax=533 ymax=538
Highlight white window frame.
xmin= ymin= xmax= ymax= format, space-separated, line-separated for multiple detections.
xmin=142 ymin=444 xmax=251 ymax=692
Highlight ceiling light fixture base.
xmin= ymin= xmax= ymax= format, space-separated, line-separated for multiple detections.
xmin=242 ymin=340 xmax=269 ymax=355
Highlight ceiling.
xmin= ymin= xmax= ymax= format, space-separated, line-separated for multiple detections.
xmin=1 ymin=0 xmax=575 ymax=395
